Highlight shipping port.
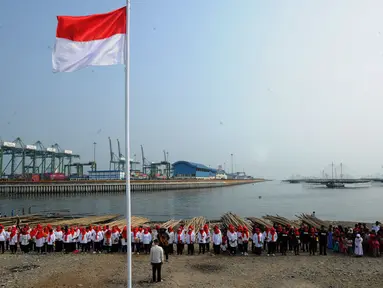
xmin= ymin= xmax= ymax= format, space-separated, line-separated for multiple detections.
xmin=0 ymin=137 xmax=260 ymax=194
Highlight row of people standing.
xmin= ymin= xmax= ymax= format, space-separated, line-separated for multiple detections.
xmin=0 ymin=224 xmax=130 ymax=254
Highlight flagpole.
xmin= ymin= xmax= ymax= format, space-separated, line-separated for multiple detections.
xmin=125 ymin=1 xmax=132 ymax=288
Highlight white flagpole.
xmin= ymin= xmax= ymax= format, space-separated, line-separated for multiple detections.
xmin=125 ymin=1 xmax=132 ymax=288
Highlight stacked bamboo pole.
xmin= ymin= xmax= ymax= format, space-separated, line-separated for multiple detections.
xmin=106 ymin=216 xmax=150 ymax=228
xmin=184 ymin=217 xmax=206 ymax=230
xmin=221 ymin=212 xmax=252 ymax=231
xmin=296 ymin=213 xmax=327 ymax=229
xmin=263 ymin=215 xmax=296 ymax=228
xmin=45 ymin=214 xmax=121 ymax=227
xmin=161 ymin=219 xmax=182 ymax=229
xmin=246 ymin=217 xmax=273 ymax=228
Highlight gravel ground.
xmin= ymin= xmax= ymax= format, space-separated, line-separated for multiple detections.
xmin=0 ymin=250 xmax=382 ymax=288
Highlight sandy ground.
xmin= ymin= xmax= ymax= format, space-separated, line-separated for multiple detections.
xmin=0 ymin=250 xmax=382 ymax=288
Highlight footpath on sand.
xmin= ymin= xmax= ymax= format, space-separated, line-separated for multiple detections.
xmin=1 ymin=251 xmax=382 ymax=288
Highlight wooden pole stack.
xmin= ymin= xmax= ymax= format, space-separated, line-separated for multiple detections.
xmin=161 ymin=219 xmax=182 ymax=229
xmin=296 ymin=213 xmax=327 ymax=229
xmin=221 ymin=212 xmax=252 ymax=231
xmin=263 ymin=215 xmax=296 ymax=228
xmin=106 ymin=216 xmax=150 ymax=228
xmin=246 ymin=217 xmax=273 ymax=228
xmin=184 ymin=216 xmax=207 ymax=230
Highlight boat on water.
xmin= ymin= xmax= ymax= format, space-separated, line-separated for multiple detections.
xmin=326 ymin=182 xmax=345 ymax=188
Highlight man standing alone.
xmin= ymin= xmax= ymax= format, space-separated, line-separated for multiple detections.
xmin=150 ymin=239 xmax=164 ymax=283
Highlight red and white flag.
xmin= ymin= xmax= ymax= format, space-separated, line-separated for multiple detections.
xmin=52 ymin=7 xmax=126 ymax=73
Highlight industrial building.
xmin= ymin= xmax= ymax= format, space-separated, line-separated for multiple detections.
xmin=88 ymin=170 xmax=125 ymax=180
xmin=172 ymin=161 xmax=217 ymax=179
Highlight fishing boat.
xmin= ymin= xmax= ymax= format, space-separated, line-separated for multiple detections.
xmin=326 ymin=182 xmax=345 ymax=188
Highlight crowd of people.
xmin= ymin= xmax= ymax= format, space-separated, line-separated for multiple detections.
xmin=0 ymin=220 xmax=382 ymax=258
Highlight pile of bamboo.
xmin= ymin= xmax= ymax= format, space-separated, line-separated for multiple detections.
xmin=246 ymin=217 xmax=273 ymax=228
xmin=161 ymin=219 xmax=182 ymax=229
xmin=0 ymin=214 xmax=150 ymax=229
xmin=51 ymin=214 xmax=120 ymax=227
xmin=263 ymin=215 xmax=296 ymax=228
xmin=106 ymin=216 xmax=150 ymax=228
xmin=184 ymin=216 xmax=207 ymax=230
xmin=296 ymin=213 xmax=327 ymax=229
xmin=221 ymin=212 xmax=252 ymax=231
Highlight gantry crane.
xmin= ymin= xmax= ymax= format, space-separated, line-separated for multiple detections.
xmin=0 ymin=137 xmax=79 ymax=179
xmin=108 ymin=137 xmax=121 ymax=170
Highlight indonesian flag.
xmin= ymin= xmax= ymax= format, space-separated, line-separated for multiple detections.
xmin=52 ymin=7 xmax=126 ymax=73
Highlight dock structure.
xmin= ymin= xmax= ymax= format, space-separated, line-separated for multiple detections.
xmin=0 ymin=179 xmax=260 ymax=195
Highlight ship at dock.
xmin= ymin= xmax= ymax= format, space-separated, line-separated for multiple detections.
xmin=283 ymin=163 xmax=371 ymax=189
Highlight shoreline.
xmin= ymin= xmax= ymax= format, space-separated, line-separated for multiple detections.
xmin=0 ymin=179 xmax=263 ymax=195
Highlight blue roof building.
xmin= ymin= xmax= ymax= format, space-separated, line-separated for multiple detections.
xmin=172 ymin=161 xmax=217 ymax=178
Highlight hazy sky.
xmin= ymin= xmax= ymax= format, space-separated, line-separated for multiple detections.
xmin=1 ymin=1 xmax=383 ymax=179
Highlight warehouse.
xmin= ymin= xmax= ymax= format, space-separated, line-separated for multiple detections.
xmin=172 ymin=161 xmax=217 ymax=179
xmin=88 ymin=170 xmax=125 ymax=180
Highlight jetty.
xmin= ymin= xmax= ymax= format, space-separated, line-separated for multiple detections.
xmin=283 ymin=178 xmax=371 ymax=186
xmin=0 ymin=179 xmax=261 ymax=195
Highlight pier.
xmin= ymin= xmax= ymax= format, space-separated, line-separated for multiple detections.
xmin=0 ymin=179 xmax=260 ymax=195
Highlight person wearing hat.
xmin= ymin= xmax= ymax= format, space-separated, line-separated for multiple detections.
xmin=0 ymin=225 xmax=6 ymax=254
xmin=185 ymin=225 xmax=195 ymax=255
xmin=227 ymin=225 xmax=238 ymax=255
xmin=354 ymin=233 xmax=363 ymax=257
xmin=197 ymin=227 xmax=207 ymax=254
xmin=212 ymin=225 xmax=222 ymax=255
xmin=252 ymin=228 xmax=263 ymax=255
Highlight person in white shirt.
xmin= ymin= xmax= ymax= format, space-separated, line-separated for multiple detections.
xmin=63 ymin=228 xmax=73 ymax=253
xmin=242 ymin=226 xmax=250 ymax=256
xmin=142 ymin=228 xmax=152 ymax=254
xmin=120 ymin=226 xmax=128 ymax=253
xmin=19 ymin=228 xmax=31 ymax=253
xmin=9 ymin=227 xmax=18 ymax=254
xmin=167 ymin=227 xmax=175 ymax=255
xmin=46 ymin=229 xmax=56 ymax=253
xmin=252 ymin=228 xmax=263 ymax=255
xmin=111 ymin=226 xmax=120 ymax=253
xmin=203 ymin=224 xmax=211 ymax=253
xmin=93 ymin=226 xmax=103 ymax=253
xmin=150 ymin=239 xmax=164 ymax=283
xmin=227 ymin=225 xmax=238 ymax=255
xmin=86 ymin=228 xmax=93 ymax=252
xmin=79 ymin=228 xmax=88 ymax=252
xmin=54 ymin=226 xmax=63 ymax=252
xmin=35 ymin=229 xmax=46 ymax=254
xmin=152 ymin=225 xmax=160 ymax=243
xmin=267 ymin=227 xmax=278 ymax=256
xmin=237 ymin=226 xmax=243 ymax=255
xmin=186 ymin=226 xmax=195 ymax=255
xmin=104 ymin=230 xmax=112 ymax=253
xmin=263 ymin=228 xmax=269 ymax=251
xmin=372 ymin=221 xmax=380 ymax=233
xmin=212 ymin=225 xmax=222 ymax=255
xmin=0 ymin=225 xmax=7 ymax=253
xmin=175 ymin=227 xmax=185 ymax=255
xmin=197 ymin=228 xmax=207 ymax=254
xmin=131 ymin=227 xmax=141 ymax=254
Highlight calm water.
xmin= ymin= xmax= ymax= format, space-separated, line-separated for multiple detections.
xmin=0 ymin=181 xmax=382 ymax=222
